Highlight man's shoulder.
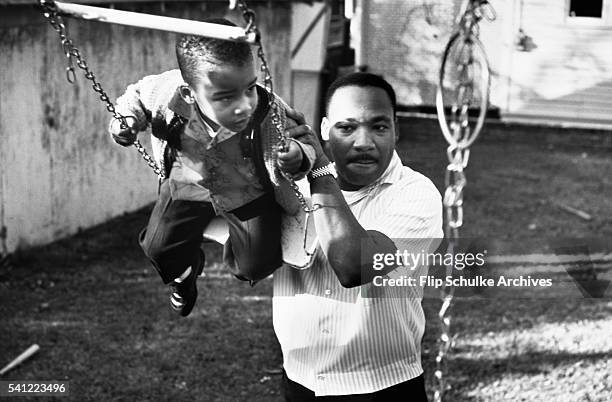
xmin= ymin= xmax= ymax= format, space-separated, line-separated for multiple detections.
xmin=368 ymin=165 xmax=443 ymax=238
xmin=392 ymin=165 xmax=441 ymax=201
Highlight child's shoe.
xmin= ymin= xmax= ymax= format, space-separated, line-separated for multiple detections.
xmin=169 ymin=251 xmax=205 ymax=317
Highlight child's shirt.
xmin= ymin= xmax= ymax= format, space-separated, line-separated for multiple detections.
xmin=113 ymin=69 xmax=315 ymax=215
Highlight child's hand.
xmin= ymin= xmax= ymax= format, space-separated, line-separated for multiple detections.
xmin=277 ymin=139 xmax=304 ymax=176
xmin=109 ymin=116 xmax=138 ymax=147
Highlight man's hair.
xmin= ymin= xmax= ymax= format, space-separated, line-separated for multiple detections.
xmin=325 ymin=72 xmax=397 ymax=116
xmin=175 ymin=18 xmax=254 ymax=85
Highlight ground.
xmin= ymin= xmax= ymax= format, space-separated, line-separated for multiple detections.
xmin=1 ymin=120 xmax=611 ymax=401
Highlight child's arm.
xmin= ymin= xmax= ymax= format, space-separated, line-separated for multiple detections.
xmin=108 ymin=76 xmax=155 ymax=146
xmin=108 ymin=70 xmax=182 ymax=146
xmin=277 ymin=136 xmax=316 ymax=179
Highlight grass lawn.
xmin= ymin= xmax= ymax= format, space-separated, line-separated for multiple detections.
xmin=1 ymin=122 xmax=611 ymax=401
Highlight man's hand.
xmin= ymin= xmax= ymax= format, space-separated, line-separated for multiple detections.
xmin=109 ymin=116 xmax=138 ymax=147
xmin=283 ymin=107 xmax=329 ymax=169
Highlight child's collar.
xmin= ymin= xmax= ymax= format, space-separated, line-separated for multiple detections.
xmin=168 ymin=87 xmax=193 ymax=119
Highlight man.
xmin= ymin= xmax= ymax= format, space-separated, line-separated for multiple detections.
xmin=275 ymin=72 xmax=443 ymax=401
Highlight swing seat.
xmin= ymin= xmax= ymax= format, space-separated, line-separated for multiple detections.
xmin=151 ymin=136 xmax=318 ymax=270
xmin=202 ymin=201 xmax=317 ymax=270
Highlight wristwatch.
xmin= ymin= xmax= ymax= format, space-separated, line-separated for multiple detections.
xmin=307 ymin=163 xmax=337 ymax=181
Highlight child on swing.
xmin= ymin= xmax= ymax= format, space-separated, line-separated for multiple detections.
xmin=109 ymin=19 xmax=315 ymax=317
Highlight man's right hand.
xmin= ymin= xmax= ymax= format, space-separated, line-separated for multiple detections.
xmin=109 ymin=116 xmax=138 ymax=147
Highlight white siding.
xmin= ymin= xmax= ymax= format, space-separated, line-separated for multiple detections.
xmin=503 ymin=0 xmax=612 ymax=124
xmin=362 ymin=0 xmax=612 ymax=126
xmin=362 ymin=0 xmax=456 ymax=105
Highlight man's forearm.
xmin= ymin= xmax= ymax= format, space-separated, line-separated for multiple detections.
xmin=309 ymin=166 xmax=397 ymax=288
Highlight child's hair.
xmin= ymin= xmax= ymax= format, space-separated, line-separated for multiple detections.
xmin=175 ymin=18 xmax=254 ymax=86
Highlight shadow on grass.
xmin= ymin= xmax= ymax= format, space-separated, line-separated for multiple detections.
xmin=441 ymin=350 xmax=611 ymax=401
xmin=450 ymin=350 xmax=611 ymax=377
xmin=2 ymin=133 xmax=612 ymax=400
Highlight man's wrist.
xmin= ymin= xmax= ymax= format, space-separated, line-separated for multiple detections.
xmin=308 ymin=161 xmax=337 ymax=182
xmin=311 ymin=156 xmax=331 ymax=170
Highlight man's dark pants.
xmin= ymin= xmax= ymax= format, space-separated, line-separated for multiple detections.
xmin=282 ymin=372 xmax=428 ymax=402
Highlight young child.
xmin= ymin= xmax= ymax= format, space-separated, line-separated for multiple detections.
xmin=109 ymin=19 xmax=315 ymax=317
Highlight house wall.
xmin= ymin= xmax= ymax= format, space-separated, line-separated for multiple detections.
xmin=290 ymin=2 xmax=330 ymax=129
xmin=0 ymin=1 xmax=292 ymax=253
xmin=360 ymin=0 xmax=457 ymax=106
xmin=361 ymin=0 xmax=612 ymax=127
xmin=497 ymin=0 xmax=612 ymax=125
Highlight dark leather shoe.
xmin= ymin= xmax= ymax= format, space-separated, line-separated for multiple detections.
xmin=169 ymin=251 xmax=205 ymax=317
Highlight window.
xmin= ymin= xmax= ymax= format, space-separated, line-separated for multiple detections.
xmin=569 ymin=0 xmax=603 ymax=18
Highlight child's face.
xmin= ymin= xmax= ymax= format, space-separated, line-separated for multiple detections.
xmin=191 ymin=60 xmax=259 ymax=132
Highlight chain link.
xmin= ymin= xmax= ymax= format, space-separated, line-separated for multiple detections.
xmin=39 ymin=0 xmax=165 ymax=179
xmin=236 ymin=0 xmax=317 ymax=214
xmin=41 ymin=0 xmax=318 ymax=256
xmin=41 ymin=0 xmax=312 ymax=201
xmin=434 ymin=1 xmax=493 ymax=401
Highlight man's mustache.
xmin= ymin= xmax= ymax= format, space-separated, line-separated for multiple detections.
xmin=347 ymin=154 xmax=378 ymax=163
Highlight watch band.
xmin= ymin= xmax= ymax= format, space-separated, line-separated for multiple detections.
xmin=307 ymin=163 xmax=336 ymax=181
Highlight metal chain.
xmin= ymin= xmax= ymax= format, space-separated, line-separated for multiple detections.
xmin=236 ymin=0 xmax=318 ymax=215
xmin=434 ymin=1 xmax=493 ymax=401
xmin=39 ymin=0 xmax=165 ymax=179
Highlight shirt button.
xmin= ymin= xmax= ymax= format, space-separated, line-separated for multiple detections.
xmin=324 ymin=289 xmax=332 ymax=295
xmin=317 ymin=375 xmax=325 ymax=381
xmin=322 ymin=329 xmax=329 ymax=334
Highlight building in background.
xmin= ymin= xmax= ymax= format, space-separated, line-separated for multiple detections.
xmin=291 ymin=0 xmax=353 ymax=130
xmin=4 ymin=0 xmax=609 ymax=254
xmin=355 ymin=0 xmax=612 ymax=128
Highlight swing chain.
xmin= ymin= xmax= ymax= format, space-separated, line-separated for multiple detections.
xmin=39 ymin=0 xmax=165 ymax=179
xmin=434 ymin=1 xmax=493 ymax=401
xmin=457 ymin=0 xmax=496 ymax=36
xmin=236 ymin=0 xmax=318 ymax=214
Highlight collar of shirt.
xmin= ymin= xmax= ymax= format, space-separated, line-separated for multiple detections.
xmin=341 ymin=150 xmax=403 ymax=205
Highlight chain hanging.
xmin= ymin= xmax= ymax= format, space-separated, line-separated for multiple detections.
xmin=41 ymin=0 xmax=318 ymax=258
xmin=235 ymin=0 xmax=318 ymax=216
xmin=40 ymin=0 xmax=316 ymax=205
xmin=40 ymin=0 xmax=166 ymax=180
xmin=434 ymin=1 xmax=494 ymax=401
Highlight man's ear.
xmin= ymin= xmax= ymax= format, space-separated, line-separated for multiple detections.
xmin=179 ymin=85 xmax=195 ymax=104
xmin=394 ymin=116 xmax=400 ymax=143
xmin=320 ymin=117 xmax=331 ymax=141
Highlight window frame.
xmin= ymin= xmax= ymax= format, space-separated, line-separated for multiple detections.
xmin=565 ymin=0 xmax=612 ymax=26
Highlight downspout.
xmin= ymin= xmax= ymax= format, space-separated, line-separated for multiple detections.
xmin=353 ymin=0 xmax=369 ymax=71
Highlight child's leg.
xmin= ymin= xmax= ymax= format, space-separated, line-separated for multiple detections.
xmin=222 ymin=194 xmax=283 ymax=282
xmin=139 ymin=180 xmax=216 ymax=284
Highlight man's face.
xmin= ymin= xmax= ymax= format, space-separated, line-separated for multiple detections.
xmin=324 ymin=85 xmax=397 ymax=191
xmin=190 ymin=60 xmax=258 ymax=132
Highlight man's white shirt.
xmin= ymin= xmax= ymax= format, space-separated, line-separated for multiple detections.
xmin=273 ymin=151 xmax=443 ymax=396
